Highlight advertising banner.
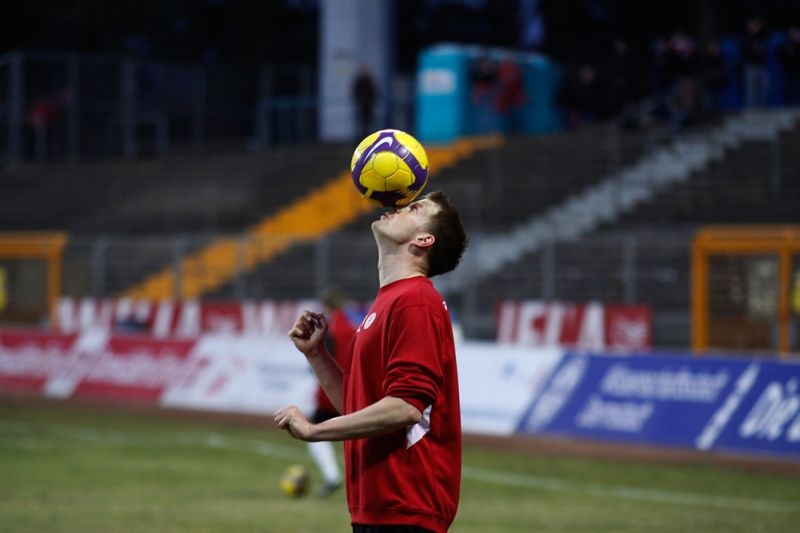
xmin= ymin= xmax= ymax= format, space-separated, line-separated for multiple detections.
xmin=0 ymin=329 xmax=316 ymax=414
xmin=0 ymin=329 xmax=84 ymax=394
xmin=518 ymin=352 xmax=800 ymax=459
xmin=1 ymin=328 xmax=556 ymax=427
xmin=56 ymin=298 xmax=319 ymax=338
xmin=4 ymin=326 xmax=799 ymax=461
xmin=702 ymin=360 xmax=800 ymax=459
xmin=496 ymin=301 xmax=652 ymax=351
xmin=68 ymin=335 xmax=199 ymax=404
xmin=160 ymin=334 xmax=316 ymax=416
xmin=457 ymin=342 xmax=562 ymax=435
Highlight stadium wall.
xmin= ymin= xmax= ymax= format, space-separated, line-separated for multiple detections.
xmin=1 ymin=326 xmax=798 ymax=465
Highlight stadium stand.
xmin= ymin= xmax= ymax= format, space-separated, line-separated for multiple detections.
xmin=4 ymin=97 xmax=798 ymax=348
xmin=206 ymin=109 xmax=800 ymax=347
xmin=458 ymin=110 xmax=800 ymax=344
xmin=203 ymin=124 xmax=657 ymax=300
xmin=0 ymin=143 xmax=351 ymax=234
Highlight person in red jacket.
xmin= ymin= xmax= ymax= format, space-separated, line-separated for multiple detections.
xmin=277 ymin=189 xmax=468 ymax=533
xmin=307 ymin=288 xmax=356 ymax=497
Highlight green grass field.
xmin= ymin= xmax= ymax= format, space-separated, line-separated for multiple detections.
xmin=2 ymin=401 xmax=799 ymax=533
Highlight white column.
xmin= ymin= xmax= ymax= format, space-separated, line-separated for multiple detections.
xmin=318 ymin=0 xmax=393 ymax=141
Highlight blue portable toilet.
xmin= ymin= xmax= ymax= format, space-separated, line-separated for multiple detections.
xmin=415 ymin=44 xmax=563 ymax=143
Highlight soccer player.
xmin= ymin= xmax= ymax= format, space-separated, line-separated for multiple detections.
xmin=276 ymin=189 xmax=468 ymax=533
xmin=307 ymin=288 xmax=356 ymax=497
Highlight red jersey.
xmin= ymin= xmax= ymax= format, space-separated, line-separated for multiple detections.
xmin=344 ymin=276 xmax=461 ymax=532
xmin=315 ymin=309 xmax=356 ymax=413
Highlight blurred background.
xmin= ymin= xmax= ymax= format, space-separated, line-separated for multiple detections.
xmin=2 ymin=0 xmax=799 ymax=353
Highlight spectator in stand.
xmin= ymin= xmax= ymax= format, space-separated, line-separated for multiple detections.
xmin=667 ymin=77 xmax=701 ymax=133
xmin=28 ymin=94 xmax=57 ymax=160
xmin=662 ymin=29 xmax=700 ymax=132
xmin=351 ymin=63 xmax=378 ymax=140
xmin=469 ymin=50 xmax=498 ymax=133
xmin=664 ymin=29 xmax=699 ymax=90
xmin=27 ymin=88 xmax=73 ymax=161
xmin=741 ymin=15 xmax=770 ymax=108
xmin=494 ymin=52 xmax=526 ymax=134
xmin=598 ymin=37 xmax=638 ymax=120
xmin=701 ymin=37 xmax=729 ymax=117
xmin=557 ymin=63 xmax=599 ymax=129
xmin=653 ymin=36 xmax=671 ymax=94
xmin=779 ymin=25 xmax=800 ymax=105
xmin=306 ymin=288 xmax=356 ymax=497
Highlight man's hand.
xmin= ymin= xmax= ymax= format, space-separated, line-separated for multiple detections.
xmin=287 ymin=310 xmax=328 ymax=357
xmin=273 ymin=405 xmax=315 ymax=441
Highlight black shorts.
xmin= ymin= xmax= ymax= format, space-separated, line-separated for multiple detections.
xmin=352 ymin=525 xmax=433 ymax=533
xmin=312 ymin=408 xmax=338 ymax=424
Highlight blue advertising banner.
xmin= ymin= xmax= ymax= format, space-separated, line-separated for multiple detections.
xmin=517 ymin=352 xmax=800 ymax=460
xmin=706 ymin=360 xmax=800 ymax=460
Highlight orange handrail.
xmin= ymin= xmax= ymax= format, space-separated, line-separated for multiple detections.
xmin=124 ymin=134 xmax=504 ymax=300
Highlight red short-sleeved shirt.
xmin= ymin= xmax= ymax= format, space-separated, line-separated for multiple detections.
xmin=343 ymin=276 xmax=461 ymax=533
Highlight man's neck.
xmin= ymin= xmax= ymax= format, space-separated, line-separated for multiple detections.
xmin=377 ymin=251 xmax=427 ymax=288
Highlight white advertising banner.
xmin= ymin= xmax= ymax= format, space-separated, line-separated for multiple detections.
xmin=1 ymin=328 xmax=564 ymax=435
xmin=457 ymin=342 xmax=564 ymax=435
xmin=160 ymin=334 xmax=316 ymax=416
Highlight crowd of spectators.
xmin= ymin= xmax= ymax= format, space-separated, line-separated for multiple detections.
xmin=555 ymin=15 xmax=800 ymax=134
xmin=556 ymin=37 xmax=641 ymax=130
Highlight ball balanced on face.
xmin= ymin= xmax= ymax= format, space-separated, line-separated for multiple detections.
xmin=350 ymin=129 xmax=430 ymax=208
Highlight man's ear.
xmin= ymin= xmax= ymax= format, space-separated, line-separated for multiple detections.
xmin=411 ymin=233 xmax=435 ymax=252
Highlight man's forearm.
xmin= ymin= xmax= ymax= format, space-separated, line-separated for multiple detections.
xmin=310 ymin=396 xmax=422 ymax=441
xmin=306 ymin=351 xmax=344 ymax=413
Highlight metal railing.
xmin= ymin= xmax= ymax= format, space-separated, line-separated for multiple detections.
xmin=0 ymin=51 xmax=414 ymax=162
xmin=52 ymin=231 xmax=695 ymax=347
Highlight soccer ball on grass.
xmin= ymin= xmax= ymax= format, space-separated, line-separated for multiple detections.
xmin=350 ymin=129 xmax=430 ymax=208
xmin=279 ymin=463 xmax=310 ymax=497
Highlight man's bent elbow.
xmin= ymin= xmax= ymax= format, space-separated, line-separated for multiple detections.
xmin=387 ymin=396 xmax=424 ymax=425
xmin=401 ymin=400 xmax=423 ymax=425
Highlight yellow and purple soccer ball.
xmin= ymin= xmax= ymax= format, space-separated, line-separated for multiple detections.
xmin=350 ymin=129 xmax=430 ymax=208
xmin=279 ymin=464 xmax=310 ymax=497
